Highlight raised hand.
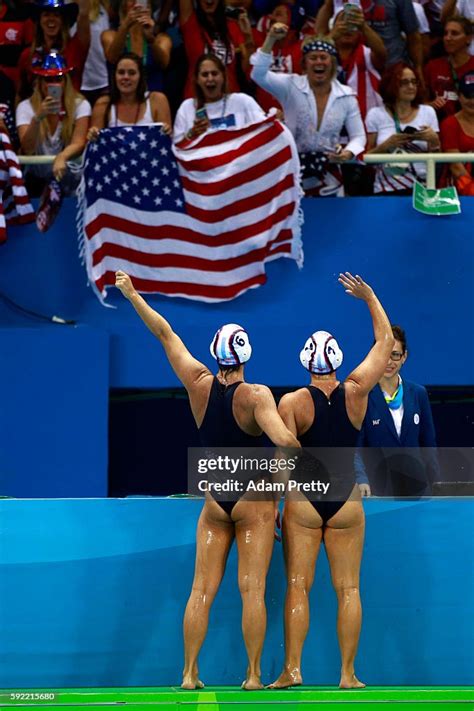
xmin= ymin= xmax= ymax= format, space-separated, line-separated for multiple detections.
xmin=269 ymin=21 xmax=288 ymax=41
xmin=338 ymin=272 xmax=375 ymax=301
xmin=115 ymin=270 xmax=137 ymax=299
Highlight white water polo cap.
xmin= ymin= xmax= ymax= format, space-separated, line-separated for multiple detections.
xmin=210 ymin=323 xmax=252 ymax=366
xmin=300 ymin=330 xmax=343 ymax=374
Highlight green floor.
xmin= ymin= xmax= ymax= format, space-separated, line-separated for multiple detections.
xmin=1 ymin=687 xmax=473 ymax=711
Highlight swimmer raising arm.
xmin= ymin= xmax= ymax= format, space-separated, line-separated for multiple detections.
xmin=115 ymin=270 xmax=210 ymax=392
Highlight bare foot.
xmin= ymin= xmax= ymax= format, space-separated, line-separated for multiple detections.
xmin=241 ymin=676 xmax=264 ymax=691
xmin=267 ymin=667 xmax=302 ymax=689
xmin=339 ymin=672 xmax=366 ymax=689
xmin=181 ymin=675 xmax=205 ymax=690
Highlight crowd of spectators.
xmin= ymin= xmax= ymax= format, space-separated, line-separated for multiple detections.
xmin=0 ymin=0 xmax=473 ymax=200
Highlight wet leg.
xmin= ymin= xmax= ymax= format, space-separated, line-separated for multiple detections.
xmin=324 ymin=501 xmax=365 ymax=689
xmin=182 ymin=504 xmax=234 ymax=689
xmin=269 ymin=503 xmax=323 ymax=688
xmin=234 ymin=501 xmax=275 ymax=690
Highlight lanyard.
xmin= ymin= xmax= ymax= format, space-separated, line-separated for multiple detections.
xmin=448 ymin=56 xmax=460 ymax=93
xmin=393 ymin=111 xmax=402 ymax=133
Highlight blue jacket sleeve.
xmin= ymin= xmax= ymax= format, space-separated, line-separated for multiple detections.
xmin=418 ymin=386 xmax=440 ymax=485
xmin=355 ymin=426 xmax=369 ymax=485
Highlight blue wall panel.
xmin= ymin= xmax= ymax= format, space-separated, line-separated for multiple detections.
xmin=0 ymin=198 xmax=472 ymax=387
xmin=0 ymin=498 xmax=472 ymax=687
xmin=0 ymin=326 xmax=109 ymax=497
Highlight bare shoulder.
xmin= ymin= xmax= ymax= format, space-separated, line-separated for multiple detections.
xmin=150 ymin=91 xmax=167 ymax=104
xmin=93 ymin=96 xmax=111 ymax=116
xmin=281 ymin=387 xmax=312 ymax=408
xmin=279 ymin=387 xmax=313 ymax=435
xmin=94 ymin=95 xmax=111 ymax=108
xmin=238 ymin=382 xmax=273 ymax=401
xmin=101 ymin=29 xmax=116 ymax=43
xmin=234 ymin=383 xmax=278 ymax=413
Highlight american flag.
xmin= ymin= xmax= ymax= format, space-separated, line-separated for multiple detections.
xmin=0 ymin=131 xmax=35 ymax=243
xmin=78 ymin=118 xmax=302 ymax=302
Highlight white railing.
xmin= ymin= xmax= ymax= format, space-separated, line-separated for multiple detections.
xmin=18 ymin=156 xmax=56 ymax=165
xmin=364 ymin=153 xmax=474 ymax=190
xmin=19 ymin=152 xmax=474 ymax=191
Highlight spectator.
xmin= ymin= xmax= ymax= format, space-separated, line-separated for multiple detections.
xmin=253 ymin=0 xmax=324 ymax=31
xmin=88 ymin=51 xmax=171 ymax=134
xmin=251 ymin=26 xmax=366 ymax=196
xmin=422 ymin=0 xmax=445 ymax=45
xmin=152 ymin=0 xmax=187 ymax=116
xmin=252 ymin=3 xmax=303 ymax=112
xmin=441 ymin=0 xmax=474 ymax=53
xmin=101 ymin=0 xmax=171 ymax=91
xmin=16 ymin=50 xmax=91 ymax=196
xmin=440 ymin=70 xmax=474 ymax=194
xmin=314 ymin=0 xmax=423 ymax=82
xmin=179 ymin=0 xmax=253 ymax=98
xmin=0 ymin=0 xmax=34 ymax=86
xmin=19 ymin=0 xmax=91 ymax=98
xmin=412 ymin=0 xmax=432 ymax=61
xmin=173 ymin=52 xmax=265 ymax=141
xmin=71 ymin=0 xmax=112 ymax=106
xmin=331 ymin=6 xmax=386 ymax=118
xmin=366 ymin=63 xmax=440 ymax=194
xmin=424 ymin=15 xmax=474 ymax=122
xmin=355 ymin=325 xmax=439 ymax=498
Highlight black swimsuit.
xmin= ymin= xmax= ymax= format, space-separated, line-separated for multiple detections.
xmin=199 ymin=377 xmax=265 ymax=516
xmin=298 ymin=385 xmax=359 ymax=524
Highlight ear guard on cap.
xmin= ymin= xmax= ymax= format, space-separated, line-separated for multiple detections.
xmin=210 ymin=323 xmax=252 ymax=366
xmin=300 ymin=330 xmax=343 ymax=374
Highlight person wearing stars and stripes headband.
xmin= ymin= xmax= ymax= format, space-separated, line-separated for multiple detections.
xmin=251 ymin=22 xmax=366 ymax=196
xmin=114 ymin=270 xmax=299 ymax=692
xmin=267 ymin=273 xmax=394 ymax=690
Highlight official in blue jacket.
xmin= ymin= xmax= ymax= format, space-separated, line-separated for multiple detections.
xmin=355 ymin=325 xmax=439 ymax=496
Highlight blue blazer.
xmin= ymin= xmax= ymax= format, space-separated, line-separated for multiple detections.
xmin=355 ymin=380 xmax=439 ymax=496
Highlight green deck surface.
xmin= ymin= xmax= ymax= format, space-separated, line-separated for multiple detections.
xmin=1 ymin=687 xmax=473 ymax=711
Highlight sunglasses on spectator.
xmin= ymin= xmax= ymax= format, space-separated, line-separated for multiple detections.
xmin=389 ymin=351 xmax=404 ymax=361
xmin=42 ymin=76 xmax=64 ymax=83
xmin=399 ymin=78 xmax=418 ymax=86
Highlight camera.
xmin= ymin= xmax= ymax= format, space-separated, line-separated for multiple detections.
xmin=225 ymin=6 xmax=244 ymax=19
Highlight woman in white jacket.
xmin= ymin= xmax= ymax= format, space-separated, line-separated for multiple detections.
xmin=251 ymin=23 xmax=366 ymax=196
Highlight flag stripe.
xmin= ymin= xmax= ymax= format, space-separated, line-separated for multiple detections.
xmin=175 ymin=114 xmax=279 ymax=150
xmin=85 ymin=201 xmax=296 ymax=247
xmin=185 ymin=174 xmax=295 ymax=223
xmin=180 ymin=145 xmax=292 ymax=196
xmin=0 ymin=132 xmax=35 ymax=242
xmin=96 ymin=270 xmax=267 ymax=299
xmin=92 ymin=228 xmax=293 ymax=270
xmin=176 ymin=124 xmax=284 ymax=172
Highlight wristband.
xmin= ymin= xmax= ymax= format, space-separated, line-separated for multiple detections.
xmin=34 ymin=114 xmax=44 ymax=124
